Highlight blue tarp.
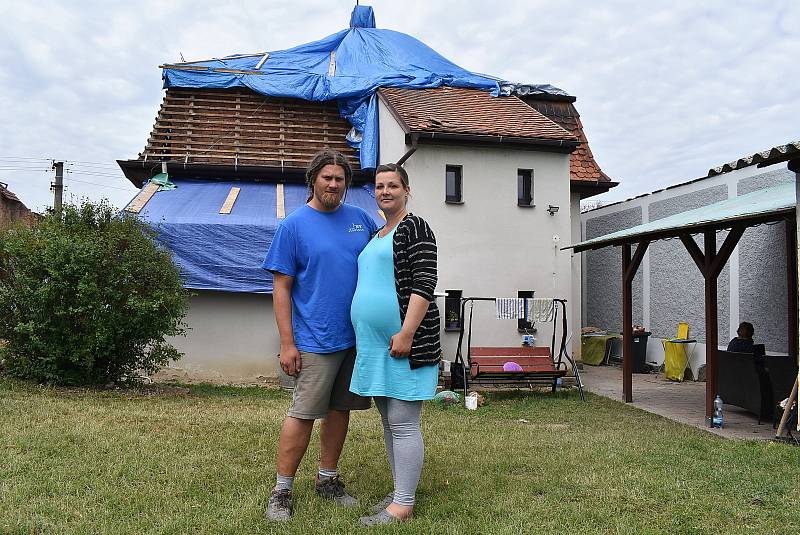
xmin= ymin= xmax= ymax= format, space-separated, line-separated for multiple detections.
xmin=162 ymin=5 xmax=499 ymax=169
xmin=132 ymin=179 xmax=384 ymax=293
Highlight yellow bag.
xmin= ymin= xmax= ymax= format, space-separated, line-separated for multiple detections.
xmin=663 ymin=341 xmax=688 ymax=381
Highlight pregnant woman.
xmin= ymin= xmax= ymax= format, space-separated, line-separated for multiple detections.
xmin=349 ymin=163 xmax=441 ymax=526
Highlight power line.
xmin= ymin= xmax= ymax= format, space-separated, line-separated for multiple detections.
xmin=66 ymin=171 xmax=124 ymax=179
xmin=64 ymin=176 xmax=134 ymax=191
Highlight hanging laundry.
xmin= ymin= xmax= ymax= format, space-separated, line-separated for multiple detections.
xmin=496 ymin=298 xmax=525 ymax=319
xmin=526 ymin=298 xmax=554 ymax=322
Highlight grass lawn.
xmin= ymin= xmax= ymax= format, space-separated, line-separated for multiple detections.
xmin=1 ymin=378 xmax=798 ymax=534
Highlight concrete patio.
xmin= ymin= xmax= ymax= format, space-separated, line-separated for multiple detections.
xmin=579 ymin=363 xmax=784 ymax=440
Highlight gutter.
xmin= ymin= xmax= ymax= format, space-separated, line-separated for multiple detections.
xmin=396 ymin=133 xmax=419 ymax=166
xmin=406 ymin=131 xmax=579 ymax=153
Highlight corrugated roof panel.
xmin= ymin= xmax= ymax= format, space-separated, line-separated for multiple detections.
xmin=568 ymin=182 xmax=795 ymax=252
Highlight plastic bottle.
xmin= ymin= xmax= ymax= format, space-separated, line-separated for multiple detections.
xmin=712 ymin=395 xmax=724 ymax=428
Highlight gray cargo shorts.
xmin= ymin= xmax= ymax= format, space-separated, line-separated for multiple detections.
xmin=287 ymin=347 xmax=371 ymax=420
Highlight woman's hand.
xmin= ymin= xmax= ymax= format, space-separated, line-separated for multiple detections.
xmin=389 ymin=329 xmax=414 ymax=358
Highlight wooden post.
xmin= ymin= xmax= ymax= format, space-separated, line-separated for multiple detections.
xmin=622 ymin=244 xmax=633 ymax=403
xmin=621 ymin=240 xmax=649 ymax=403
xmin=704 ymin=229 xmax=719 ymax=424
xmin=787 ymin=217 xmax=798 ymax=360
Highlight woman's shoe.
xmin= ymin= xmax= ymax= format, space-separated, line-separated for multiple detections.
xmin=370 ymin=492 xmax=394 ymax=514
xmin=358 ymin=508 xmax=410 ymax=526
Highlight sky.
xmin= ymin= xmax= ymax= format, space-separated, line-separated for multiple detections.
xmin=0 ymin=0 xmax=797 ymax=213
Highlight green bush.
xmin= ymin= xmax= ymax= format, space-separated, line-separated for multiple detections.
xmin=0 ymin=200 xmax=189 ymax=385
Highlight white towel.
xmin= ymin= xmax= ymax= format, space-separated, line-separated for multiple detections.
xmin=495 ymin=298 xmax=525 ymax=319
xmin=526 ymin=298 xmax=554 ymax=322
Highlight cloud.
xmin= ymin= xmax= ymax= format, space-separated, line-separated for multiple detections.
xmin=0 ymin=0 xmax=797 ymax=212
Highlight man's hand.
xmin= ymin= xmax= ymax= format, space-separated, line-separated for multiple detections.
xmin=280 ymin=345 xmax=302 ymax=376
xmin=389 ymin=329 xmax=413 ymax=358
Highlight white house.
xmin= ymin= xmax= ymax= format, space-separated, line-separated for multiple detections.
xmin=118 ymin=8 xmax=614 ymax=382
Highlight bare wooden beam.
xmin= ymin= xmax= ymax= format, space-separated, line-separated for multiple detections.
xmin=276 ymin=183 xmax=285 ymax=219
xmin=680 ymin=234 xmax=706 ymax=274
xmin=709 ymin=224 xmax=746 ymax=278
xmin=124 ymin=182 xmax=159 ymax=214
xmin=622 ymin=243 xmax=633 ymax=403
xmin=219 ymin=187 xmax=240 ymax=214
xmin=625 ymin=240 xmax=650 ymax=282
xmin=787 ymin=217 xmax=798 ymax=360
xmin=704 ymin=229 xmax=718 ymax=423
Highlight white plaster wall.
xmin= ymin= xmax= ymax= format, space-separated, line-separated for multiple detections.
xmin=167 ymin=290 xmax=278 ymax=380
xmin=570 ymin=192 xmax=582 ymax=359
xmin=379 ymin=101 xmax=574 ymax=363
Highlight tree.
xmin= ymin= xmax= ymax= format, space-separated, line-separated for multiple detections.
xmin=0 ymin=200 xmax=189 ymax=385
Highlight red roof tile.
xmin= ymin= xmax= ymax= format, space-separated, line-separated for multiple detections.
xmin=521 ymin=98 xmax=611 ymax=184
xmin=378 ymin=87 xmax=576 ymax=142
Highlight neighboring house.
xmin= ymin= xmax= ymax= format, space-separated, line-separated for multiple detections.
xmin=118 ymin=7 xmax=613 ymax=380
xmin=581 ymin=141 xmax=799 ymax=376
xmin=0 ymin=183 xmax=35 ymax=227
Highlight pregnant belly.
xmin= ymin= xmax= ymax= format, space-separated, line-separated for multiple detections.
xmin=351 ymin=287 xmax=401 ymax=339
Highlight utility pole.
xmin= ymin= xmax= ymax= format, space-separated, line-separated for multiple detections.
xmin=51 ymin=161 xmax=63 ymax=214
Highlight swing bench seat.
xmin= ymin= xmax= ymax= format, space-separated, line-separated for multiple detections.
xmin=468 ymin=346 xmax=567 ymax=387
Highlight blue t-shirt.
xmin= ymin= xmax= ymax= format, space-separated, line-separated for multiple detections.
xmin=263 ymin=203 xmax=378 ymax=353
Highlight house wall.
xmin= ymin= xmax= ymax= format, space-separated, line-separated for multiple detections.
xmin=166 ymin=290 xmax=279 ymax=381
xmin=0 ymin=197 xmax=34 ymax=227
xmin=379 ymin=101 xmax=575 ymax=363
xmin=580 ymin=163 xmax=795 ymax=376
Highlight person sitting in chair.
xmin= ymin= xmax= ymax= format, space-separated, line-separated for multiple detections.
xmin=727 ymin=322 xmax=755 ymax=353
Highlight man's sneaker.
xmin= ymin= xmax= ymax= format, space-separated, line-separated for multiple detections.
xmin=265 ymin=489 xmax=293 ymax=522
xmin=315 ymin=475 xmax=359 ymax=507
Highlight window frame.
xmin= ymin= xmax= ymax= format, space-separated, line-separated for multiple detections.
xmin=517 ymin=290 xmax=535 ymax=332
xmin=444 ymin=289 xmax=463 ymax=332
xmin=517 ymin=168 xmax=533 ymax=207
xmin=445 ymin=165 xmax=463 ymax=204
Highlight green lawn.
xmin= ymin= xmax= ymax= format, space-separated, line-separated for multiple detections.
xmin=1 ymin=378 xmax=798 ymax=535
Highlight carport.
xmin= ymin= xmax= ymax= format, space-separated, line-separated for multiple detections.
xmin=568 ymin=176 xmax=797 ymax=424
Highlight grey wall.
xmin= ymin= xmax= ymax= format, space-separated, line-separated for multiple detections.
xmin=648 ymin=185 xmax=729 ymax=343
xmin=585 ymin=206 xmax=643 ymax=331
xmin=737 ymin=169 xmax=794 ymax=352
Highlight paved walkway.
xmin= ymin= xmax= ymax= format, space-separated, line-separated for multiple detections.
xmin=579 ymin=364 xmax=779 ymax=440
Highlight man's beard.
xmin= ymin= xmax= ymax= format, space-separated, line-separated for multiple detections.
xmin=317 ymin=190 xmax=342 ymax=209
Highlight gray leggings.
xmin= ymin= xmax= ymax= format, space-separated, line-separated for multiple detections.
xmin=373 ymin=397 xmax=424 ymax=507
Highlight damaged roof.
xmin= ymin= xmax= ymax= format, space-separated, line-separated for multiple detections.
xmin=119 ymin=88 xmax=361 ymax=187
xmin=378 ymin=86 xmax=576 ymax=144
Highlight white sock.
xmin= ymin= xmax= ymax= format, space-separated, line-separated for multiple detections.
xmin=318 ymin=467 xmax=338 ymax=481
xmin=275 ymin=473 xmax=294 ymax=491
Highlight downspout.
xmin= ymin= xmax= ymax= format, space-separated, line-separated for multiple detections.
xmin=396 ymin=133 xmax=419 ymax=166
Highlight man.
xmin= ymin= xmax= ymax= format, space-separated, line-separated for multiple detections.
xmin=727 ymin=321 xmax=755 ymax=353
xmin=262 ymin=149 xmax=378 ymax=522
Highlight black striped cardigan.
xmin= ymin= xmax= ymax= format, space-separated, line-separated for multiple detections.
xmin=392 ymin=213 xmax=441 ymax=369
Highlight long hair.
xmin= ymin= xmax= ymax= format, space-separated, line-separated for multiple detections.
xmin=305 ymin=150 xmax=353 ymax=202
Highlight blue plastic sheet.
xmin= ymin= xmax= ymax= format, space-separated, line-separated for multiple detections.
xmin=133 ymin=179 xmax=384 ymax=293
xmin=162 ymin=6 xmax=499 ymax=169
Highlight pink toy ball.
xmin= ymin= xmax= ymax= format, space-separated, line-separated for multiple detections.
xmin=503 ymin=361 xmax=523 ymax=372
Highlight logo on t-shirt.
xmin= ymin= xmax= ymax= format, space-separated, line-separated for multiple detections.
xmin=348 ymin=223 xmax=366 ymax=233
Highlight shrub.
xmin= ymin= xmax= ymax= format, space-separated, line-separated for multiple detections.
xmin=0 ymin=200 xmax=189 ymax=385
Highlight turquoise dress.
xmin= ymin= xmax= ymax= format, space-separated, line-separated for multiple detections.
xmin=349 ymin=227 xmax=439 ymax=401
